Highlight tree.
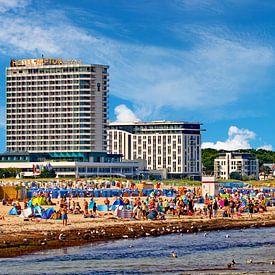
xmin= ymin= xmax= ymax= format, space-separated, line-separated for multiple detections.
xmin=39 ymin=168 xmax=56 ymax=178
xmin=230 ymin=171 xmax=242 ymax=180
xmin=149 ymin=173 xmax=155 ymax=181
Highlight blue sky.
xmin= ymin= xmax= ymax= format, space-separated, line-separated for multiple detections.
xmin=0 ymin=0 xmax=274 ymax=151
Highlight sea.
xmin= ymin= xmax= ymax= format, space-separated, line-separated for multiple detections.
xmin=0 ymin=226 xmax=274 ymax=275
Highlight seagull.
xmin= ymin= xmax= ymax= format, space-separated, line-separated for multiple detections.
xmin=246 ymin=259 xmax=253 ymax=264
xmin=227 ymin=263 xmax=232 ymax=268
xmin=232 ymin=259 xmax=236 ymax=265
xmin=271 ymin=260 xmax=275 ymax=265
xmin=171 ymin=251 xmax=177 ymax=258
xmin=225 ymin=234 xmax=229 ymax=238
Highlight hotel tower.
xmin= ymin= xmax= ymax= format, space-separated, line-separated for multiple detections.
xmin=6 ymin=58 xmax=108 ymax=154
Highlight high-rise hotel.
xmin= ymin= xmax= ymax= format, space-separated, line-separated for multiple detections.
xmin=1 ymin=58 xmax=144 ymax=178
xmin=108 ymin=121 xmax=202 ymax=179
xmin=6 ymin=58 xmax=108 ymax=153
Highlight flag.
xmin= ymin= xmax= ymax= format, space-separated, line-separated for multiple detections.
xmin=36 ymin=164 xmax=40 ymax=174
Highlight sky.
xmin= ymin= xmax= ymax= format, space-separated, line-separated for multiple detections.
xmin=0 ymin=0 xmax=274 ymax=152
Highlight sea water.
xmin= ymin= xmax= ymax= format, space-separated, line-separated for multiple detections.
xmin=0 ymin=227 xmax=274 ymax=274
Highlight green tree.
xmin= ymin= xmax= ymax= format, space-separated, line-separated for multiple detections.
xmin=39 ymin=168 xmax=56 ymax=178
xmin=230 ymin=171 xmax=242 ymax=180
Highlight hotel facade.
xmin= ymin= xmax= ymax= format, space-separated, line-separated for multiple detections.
xmin=108 ymin=121 xmax=202 ymax=179
xmin=214 ymin=152 xmax=259 ymax=180
xmin=1 ymin=58 xmax=144 ymax=178
xmin=6 ymin=58 xmax=108 ymax=153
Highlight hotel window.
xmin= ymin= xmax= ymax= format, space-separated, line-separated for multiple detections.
xmin=143 ymin=141 xmax=146 ymax=150
xmin=158 ymin=136 xmax=161 ymax=144
xmin=178 ymin=136 xmax=181 ymax=144
xmin=148 ymin=136 xmax=151 ymax=144
xmin=173 ymin=141 xmax=176 ymax=150
xmin=158 ymin=146 xmax=161 ymax=154
xmin=158 ymin=157 xmax=161 ymax=165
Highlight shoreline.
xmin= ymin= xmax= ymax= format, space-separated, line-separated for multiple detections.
xmin=0 ymin=215 xmax=274 ymax=258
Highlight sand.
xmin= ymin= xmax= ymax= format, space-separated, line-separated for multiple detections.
xmin=0 ymin=198 xmax=274 ymax=258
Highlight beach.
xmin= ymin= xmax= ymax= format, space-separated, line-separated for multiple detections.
xmin=0 ymin=198 xmax=274 ymax=258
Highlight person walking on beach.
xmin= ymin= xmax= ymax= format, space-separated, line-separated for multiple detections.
xmin=62 ymin=206 xmax=68 ymax=226
xmin=248 ymin=200 xmax=254 ymax=218
xmin=207 ymin=200 xmax=213 ymax=219
xmin=213 ymin=198 xmax=218 ymax=218
xmin=229 ymin=199 xmax=235 ymax=219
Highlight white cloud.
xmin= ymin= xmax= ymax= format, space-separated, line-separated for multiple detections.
xmin=202 ymin=126 xmax=256 ymax=150
xmin=0 ymin=0 xmax=28 ymax=12
xmin=0 ymin=1 xmax=274 ymax=122
xmin=114 ymin=104 xmax=140 ymax=122
xmin=257 ymin=145 xmax=273 ymax=151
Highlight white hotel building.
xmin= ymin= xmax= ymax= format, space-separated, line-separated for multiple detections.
xmin=0 ymin=58 xmax=144 ymax=178
xmin=214 ymin=152 xmax=259 ymax=180
xmin=108 ymin=121 xmax=202 ymax=179
xmin=6 ymin=58 xmax=108 ymax=153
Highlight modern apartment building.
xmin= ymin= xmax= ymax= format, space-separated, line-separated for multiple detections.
xmin=214 ymin=152 xmax=259 ymax=180
xmin=6 ymin=58 xmax=108 ymax=154
xmin=108 ymin=121 xmax=202 ymax=179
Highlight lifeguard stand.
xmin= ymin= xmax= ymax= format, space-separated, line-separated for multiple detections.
xmin=202 ymin=176 xmax=220 ymax=198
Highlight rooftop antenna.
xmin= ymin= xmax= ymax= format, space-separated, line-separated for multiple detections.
xmin=42 ymin=54 xmax=44 ymax=59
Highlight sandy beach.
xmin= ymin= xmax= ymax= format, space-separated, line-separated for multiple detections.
xmin=0 ymin=197 xmax=274 ymax=258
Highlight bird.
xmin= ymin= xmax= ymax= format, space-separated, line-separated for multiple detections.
xmin=271 ymin=260 xmax=275 ymax=265
xmin=232 ymin=259 xmax=236 ymax=265
xmin=246 ymin=259 xmax=253 ymax=264
xmin=58 ymin=233 xmax=65 ymax=241
xmin=171 ymin=251 xmax=177 ymax=258
xmin=227 ymin=263 xmax=232 ymax=268
xmin=204 ymin=232 xmax=208 ymax=237
xmin=225 ymin=234 xmax=229 ymax=238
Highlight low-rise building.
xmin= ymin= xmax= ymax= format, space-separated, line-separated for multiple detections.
xmin=0 ymin=152 xmax=145 ymax=178
xmin=214 ymin=152 xmax=259 ymax=180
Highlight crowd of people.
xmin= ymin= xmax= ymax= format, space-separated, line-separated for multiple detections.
xmin=3 ymin=181 xmax=274 ymax=226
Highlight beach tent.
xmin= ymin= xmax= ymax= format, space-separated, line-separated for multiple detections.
xmin=8 ymin=207 xmax=18 ymax=215
xmin=113 ymin=199 xmax=124 ymax=206
xmin=19 ymin=208 xmax=33 ymax=218
xmin=41 ymin=208 xmax=54 ymax=219
xmin=96 ymin=205 xmax=108 ymax=212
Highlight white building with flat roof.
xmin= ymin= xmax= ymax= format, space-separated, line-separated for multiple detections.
xmin=214 ymin=152 xmax=259 ymax=180
xmin=108 ymin=121 xmax=202 ymax=179
xmin=6 ymin=58 xmax=109 ymax=153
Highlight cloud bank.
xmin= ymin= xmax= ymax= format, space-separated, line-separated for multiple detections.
xmin=0 ymin=1 xmax=273 ymax=121
xmin=202 ymin=126 xmax=273 ymax=151
xmin=114 ymin=105 xmax=140 ymax=122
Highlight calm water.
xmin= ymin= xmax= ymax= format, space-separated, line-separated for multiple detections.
xmin=0 ymin=227 xmax=274 ymax=275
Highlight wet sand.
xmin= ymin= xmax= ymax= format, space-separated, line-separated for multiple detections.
xmin=0 ymin=199 xmax=274 ymax=258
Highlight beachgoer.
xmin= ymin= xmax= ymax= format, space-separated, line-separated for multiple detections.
xmin=62 ymin=206 xmax=68 ymax=226
xmin=229 ymin=199 xmax=235 ymax=219
xmin=213 ymin=199 xmax=218 ymax=218
xmin=207 ymin=200 xmax=213 ymax=219
xmin=248 ymin=200 xmax=254 ymax=218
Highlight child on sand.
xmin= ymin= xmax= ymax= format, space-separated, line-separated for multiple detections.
xmin=62 ymin=206 xmax=68 ymax=226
